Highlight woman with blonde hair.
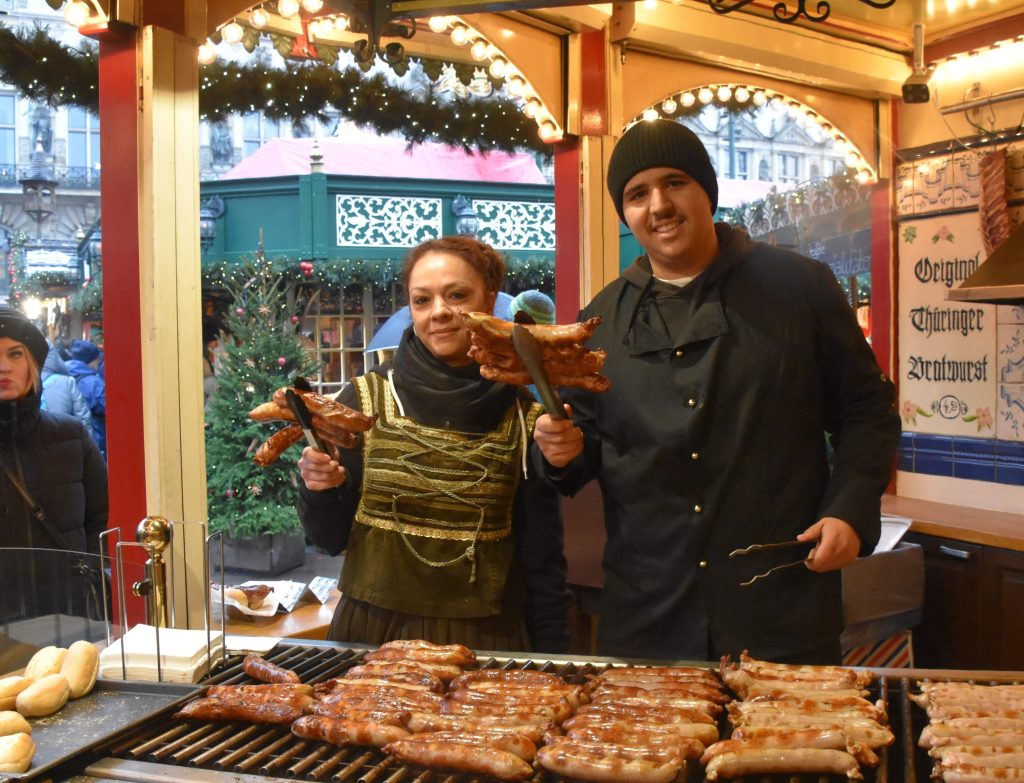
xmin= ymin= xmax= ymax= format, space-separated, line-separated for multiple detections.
xmin=0 ymin=307 xmax=107 ymax=555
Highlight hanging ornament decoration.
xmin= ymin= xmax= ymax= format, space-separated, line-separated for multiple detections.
xmin=236 ymin=307 xmax=245 ymax=315
xmin=277 ymin=356 xmax=287 ymax=366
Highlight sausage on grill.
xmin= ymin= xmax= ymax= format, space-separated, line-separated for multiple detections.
xmin=242 ymin=655 xmax=301 ymax=684
xmin=535 ymin=740 xmax=684 ymax=783
xmin=384 ymin=738 xmax=533 ymax=781
xmin=173 ymin=696 xmax=304 ymax=724
xmin=291 ymin=715 xmax=409 ymax=747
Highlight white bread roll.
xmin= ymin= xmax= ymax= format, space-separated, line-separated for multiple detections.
xmin=224 ymin=587 xmax=248 ymax=605
xmin=0 ymin=732 xmax=34 ymax=773
xmin=0 ymin=712 xmax=31 ymax=737
xmin=60 ymin=640 xmax=99 ymax=699
xmin=0 ymin=678 xmax=31 ymax=711
xmin=24 ymin=646 xmax=67 ymax=681
xmin=15 ymin=673 xmax=70 ymax=718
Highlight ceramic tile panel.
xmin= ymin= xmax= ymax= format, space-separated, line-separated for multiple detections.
xmin=997 ymin=384 xmax=1024 ymax=442
xmin=918 ymin=155 xmax=957 ymax=214
xmin=999 ymin=304 xmax=1024 ymax=325
xmin=895 ymin=163 xmax=916 ymax=217
xmin=950 ymin=150 xmax=980 ymax=210
xmin=998 ymin=322 xmax=1024 ymax=383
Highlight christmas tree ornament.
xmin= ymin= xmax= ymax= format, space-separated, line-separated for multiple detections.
xmin=277 ymin=356 xmax=287 ymax=366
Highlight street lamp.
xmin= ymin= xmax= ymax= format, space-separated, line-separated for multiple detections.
xmin=199 ymin=195 xmax=225 ymax=252
xmin=19 ymin=140 xmax=58 ymax=239
xmin=451 ymin=195 xmax=480 ymax=236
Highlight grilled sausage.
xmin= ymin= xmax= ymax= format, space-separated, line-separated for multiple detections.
xmin=346 ymin=660 xmax=463 ymax=683
xmin=174 ymin=696 xmax=303 ymax=724
xmin=536 ymin=739 xmax=683 ymax=783
xmin=561 ymin=716 xmax=719 ymax=746
xmin=271 ymin=387 xmax=374 ymax=431
xmin=253 ymin=425 xmax=304 ymax=466
xmin=589 ymin=694 xmax=722 ymax=716
xmin=936 ymin=763 xmax=1024 ymax=782
xmin=206 ymin=683 xmax=312 ymax=698
xmin=599 ymin=665 xmax=720 ymax=683
xmin=291 ymin=715 xmax=408 ymax=747
xmin=363 ymin=647 xmax=472 ymax=667
xmin=461 ymin=311 xmax=601 ymax=346
xmin=449 ymin=668 xmax=565 ymax=690
xmin=441 ymin=699 xmax=563 ymax=721
xmin=242 ymin=655 xmax=301 ymax=684
xmin=402 ymin=712 xmax=550 ymax=743
xmin=592 ymin=682 xmax=729 ymax=704
xmin=311 ymin=703 xmax=408 ymax=725
xmin=734 ymin=722 xmax=894 ymax=749
xmin=578 ymin=702 xmax=716 ymax=725
xmin=404 ymin=730 xmax=537 ymax=761
xmin=561 ymin=726 xmax=706 ymax=760
xmin=344 ymin=669 xmax=444 ymax=692
xmin=704 ymin=747 xmax=862 ymax=780
xmin=385 ymin=738 xmax=533 ymax=781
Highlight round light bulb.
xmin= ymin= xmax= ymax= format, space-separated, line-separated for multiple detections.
xmin=488 ymin=58 xmax=507 ymax=78
xmin=770 ymin=96 xmax=784 ymax=110
xmin=845 ymin=151 xmax=861 ymax=167
xmin=470 ymin=39 xmax=489 ymax=60
xmin=302 ymin=0 xmax=324 ymax=11
xmin=506 ymin=76 xmax=525 ymax=96
xmin=198 ymin=41 xmax=218 ymax=64
xmin=787 ymin=102 xmax=801 ymax=118
xmin=681 ymin=91 xmax=696 ymax=107
xmin=523 ymin=99 xmax=540 ymax=118
xmin=642 ymin=107 xmax=659 ymax=122
xmin=539 ymin=121 xmax=560 ymax=141
xmin=734 ymin=87 xmax=750 ymax=103
xmin=334 ymin=15 xmax=350 ymax=29
xmin=278 ymin=0 xmax=299 ymax=18
xmin=752 ymin=90 xmax=767 ymax=106
xmin=428 ymin=16 xmax=448 ymax=32
xmin=856 ymin=169 xmax=871 ymax=184
xmin=64 ymin=0 xmax=90 ymax=27
xmin=716 ymin=85 xmax=732 ymax=102
xmin=221 ymin=21 xmax=244 ymax=44
xmin=643 ymin=0 xmax=658 ymax=8
xmin=662 ymin=97 xmax=678 ymax=114
xmin=698 ymin=87 xmax=713 ymax=104
xmin=250 ymin=8 xmax=270 ymax=27
xmin=450 ymin=25 xmax=469 ymax=45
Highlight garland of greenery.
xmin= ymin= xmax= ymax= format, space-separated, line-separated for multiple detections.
xmin=4 ymin=232 xmax=30 ymax=307
xmin=0 ymin=22 xmax=548 ymax=154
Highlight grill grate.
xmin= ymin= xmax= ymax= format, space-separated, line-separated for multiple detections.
xmin=85 ymin=644 xmax=931 ymax=783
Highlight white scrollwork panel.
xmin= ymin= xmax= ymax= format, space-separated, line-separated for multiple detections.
xmin=336 ymin=195 xmax=442 ymax=247
xmin=473 ymin=200 xmax=555 ymax=251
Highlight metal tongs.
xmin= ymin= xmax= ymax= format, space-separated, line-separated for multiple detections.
xmin=729 ymin=538 xmax=818 ymax=587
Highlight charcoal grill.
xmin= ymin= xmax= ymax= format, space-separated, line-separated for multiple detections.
xmin=26 ymin=641 xmax=1024 ymax=783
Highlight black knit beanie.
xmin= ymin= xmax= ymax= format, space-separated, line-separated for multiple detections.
xmin=0 ymin=307 xmax=48 ymax=368
xmin=607 ymin=119 xmax=719 ymax=222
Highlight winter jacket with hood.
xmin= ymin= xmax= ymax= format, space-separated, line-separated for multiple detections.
xmin=545 ymin=223 xmax=900 ymax=661
xmin=41 ymin=347 xmax=92 ymax=430
xmin=66 ymin=358 xmax=106 ymax=457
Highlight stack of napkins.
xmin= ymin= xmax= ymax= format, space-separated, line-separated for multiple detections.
xmin=99 ymin=624 xmax=224 ymax=683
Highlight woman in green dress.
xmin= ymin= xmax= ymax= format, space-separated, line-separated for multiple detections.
xmin=296 ymin=236 xmax=569 ymax=653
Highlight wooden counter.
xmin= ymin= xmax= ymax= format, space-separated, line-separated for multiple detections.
xmin=883 ymin=495 xmax=1024 ymax=552
xmin=225 ymin=590 xmax=340 ymax=640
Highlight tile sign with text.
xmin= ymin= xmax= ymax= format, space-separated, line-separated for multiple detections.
xmin=898 ymin=212 xmax=997 ymax=436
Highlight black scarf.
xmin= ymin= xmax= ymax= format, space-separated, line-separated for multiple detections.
xmin=382 ymin=327 xmax=519 ymax=434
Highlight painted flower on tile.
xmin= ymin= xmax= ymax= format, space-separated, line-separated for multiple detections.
xmin=963 ymin=407 xmax=994 ymax=431
xmin=901 ymin=400 xmax=932 ymax=425
xmin=903 ymin=226 xmax=917 ymax=244
xmin=931 ymin=225 xmax=954 ymax=243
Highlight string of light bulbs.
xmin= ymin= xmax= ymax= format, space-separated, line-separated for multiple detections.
xmin=632 ymin=83 xmax=877 ymax=184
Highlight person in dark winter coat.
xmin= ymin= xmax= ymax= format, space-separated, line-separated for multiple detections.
xmin=66 ymin=339 xmax=106 ymax=458
xmin=534 ymin=120 xmax=900 ymax=664
xmin=295 ymin=236 xmax=570 ymax=653
xmin=41 ymin=343 xmax=92 ymax=431
xmin=0 ymin=308 xmax=108 ymax=622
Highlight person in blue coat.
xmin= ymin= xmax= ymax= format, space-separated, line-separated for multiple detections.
xmin=66 ymin=339 xmax=106 ymax=458
xmin=41 ymin=343 xmax=92 ymax=431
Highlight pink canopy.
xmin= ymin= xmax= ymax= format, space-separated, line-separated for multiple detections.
xmin=220 ymin=136 xmax=546 ymax=184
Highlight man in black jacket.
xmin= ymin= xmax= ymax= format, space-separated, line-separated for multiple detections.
xmin=534 ymin=120 xmax=900 ymax=664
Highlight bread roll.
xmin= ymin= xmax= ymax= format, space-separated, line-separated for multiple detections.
xmin=15 ymin=673 xmax=70 ymax=717
xmin=0 ymin=712 xmax=31 ymax=737
xmin=225 ymin=587 xmax=248 ymax=605
xmin=0 ymin=732 xmax=35 ymax=773
xmin=24 ymin=646 xmax=67 ymax=681
xmin=0 ymin=678 xmax=31 ymax=712
xmin=61 ymin=640 xmax=99 ymax=699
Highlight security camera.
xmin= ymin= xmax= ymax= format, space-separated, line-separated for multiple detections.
xmin=902 ymin=70 xmax=933 ymax=104
xmin=902 ymin=22 xmax=933 ymax=104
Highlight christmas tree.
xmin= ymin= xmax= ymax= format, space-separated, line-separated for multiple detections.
xmin=204 ymin=252 xmax=319 ymax=538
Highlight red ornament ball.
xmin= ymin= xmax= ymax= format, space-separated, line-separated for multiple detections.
xmin=235 ymin=307 xmax=244 ymax=315
xmin=290 ymin=315 xmax=299 ymax=324
xmin=303 ymin=269 xmax=313 ymax=278
xmin=277 ymin=356 xmax=286 ymax=366
xmin=225 ymin=488 xmax=236 ymax=498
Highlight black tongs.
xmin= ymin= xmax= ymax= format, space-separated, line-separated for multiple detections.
xmin=729 ymin=539 xmax=818 ymax=587
xmin=510 ymin=311 xmax=566 ymax=420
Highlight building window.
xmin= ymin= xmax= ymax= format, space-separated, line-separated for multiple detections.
xmin=67 ymin=106 xmax=100 ymax=172
xmin=299 ymin=280 xmax=404 ymax=395
xmin=758 ymin=158 xmax=771 ymax=181
xmin=736 ymin=150 xmax=750 ymax=180
xmin=243 ymin=112 xmax=280 ymax=156
xmin=0 ymin=94 xmax=15 ymax=169
xmin=809 ymin=163 xmax=820 ymax=179
xmin=832 ymin=159 xmax=846 ymax=174
xmin=778 ymin=153 xmax=800 ymax=183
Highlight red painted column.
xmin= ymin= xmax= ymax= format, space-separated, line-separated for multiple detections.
xmin=553 ymin=29 xmax=609 ymax=321
xmin=98 ymin=35 xmax=148 ymax=623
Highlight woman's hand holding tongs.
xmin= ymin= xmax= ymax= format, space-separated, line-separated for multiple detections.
xmin=797 ymin=516 xmax=862 ymax=572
